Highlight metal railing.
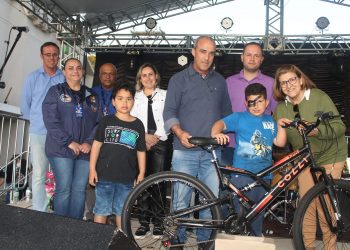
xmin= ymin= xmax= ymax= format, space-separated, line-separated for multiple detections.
xmin=0 ymin=113 xmax=30 ymax=203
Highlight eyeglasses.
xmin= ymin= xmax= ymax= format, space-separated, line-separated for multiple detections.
xmin=293 ymin=104 xmax=301 ymax=119
xmin=280 ymin=76 xmax=298 ymax=88
xmin=42 ymin=53 xmax=59 ymax=58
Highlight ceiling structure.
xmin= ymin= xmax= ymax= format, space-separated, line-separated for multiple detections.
xmin=14 ymin=0 xmax=350 ymax=55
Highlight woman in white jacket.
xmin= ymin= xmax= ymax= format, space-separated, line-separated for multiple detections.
xmin=131 ymin=63 xmax=172 ymax=238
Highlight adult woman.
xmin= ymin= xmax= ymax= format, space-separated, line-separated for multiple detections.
xmin=43 ymin=58 xmax=101 ymax=219
xmin=130 ymin=63 xmax=171 ymax=238
xmin=273 ymin=64 xmax=347 ymax=248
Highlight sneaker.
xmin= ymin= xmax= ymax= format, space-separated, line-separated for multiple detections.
xmin=152 ymin=226 xmax=163 ymax=238
xmin=135 ymin=225 xmax=150 ymax=239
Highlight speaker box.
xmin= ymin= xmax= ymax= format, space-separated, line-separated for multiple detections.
xmin=0 ymin=204 xmax=139 ymax=249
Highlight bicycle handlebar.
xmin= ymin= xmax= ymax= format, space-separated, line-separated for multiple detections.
xmin=282 ymin=111 xmax=341 ymax=135
xmin=189 ymin=111 xmax=341 ymax=147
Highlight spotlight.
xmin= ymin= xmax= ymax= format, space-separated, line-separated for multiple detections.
xmin=316 ymin=17 xmax=330 ymax=30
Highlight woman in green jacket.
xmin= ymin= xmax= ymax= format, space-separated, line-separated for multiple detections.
xmin=273 ymin=64 xmax=347 ymax=249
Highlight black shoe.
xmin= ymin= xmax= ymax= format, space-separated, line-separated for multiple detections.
xmin=135 ymin=225 xmax=150 ymax=239
xmin=152 ymin=226 xmax=163 ymax=238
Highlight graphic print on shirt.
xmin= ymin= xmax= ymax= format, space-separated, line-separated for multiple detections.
xmin=104 ymin=126 xmax=139 ymax=149
xmin=250 ymin=129 xmax=272 ymax=158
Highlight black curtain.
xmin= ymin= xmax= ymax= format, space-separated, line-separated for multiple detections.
xmin=94 ymin=52 xmax=350 ymax=129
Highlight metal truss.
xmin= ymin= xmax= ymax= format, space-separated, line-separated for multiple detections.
xmin=14 ymin=0 xmax=350 ymax=56
xmin=84 ymin=33 xmax=350 ymax=55
xmin=320 ymin=0 xmax=350 ymax=7
xmin=89 ymin=0 xmax=236 ymax=35
xmin=265 ymin=0 xmax=283 ymax=35
xmin=14 ymin=0 xmax=85 ymax=37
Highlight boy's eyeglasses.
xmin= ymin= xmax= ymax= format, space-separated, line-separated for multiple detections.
xmin=280 ymin=76 xmax=298 ymax=88
xmin=293 ymin=104 xmax=301 ymax=119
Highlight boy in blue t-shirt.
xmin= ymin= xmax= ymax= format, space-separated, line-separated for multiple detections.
xmin=211 ymin=82 xmax=287 ymax=236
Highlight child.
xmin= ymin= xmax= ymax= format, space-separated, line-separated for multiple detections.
xmin=89 ymin=83 xmax=146 ymax=228
xmin=211 ymin=82 xmax=287 ymax=236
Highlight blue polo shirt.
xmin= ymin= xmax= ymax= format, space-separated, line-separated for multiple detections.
xmin=164 ymin=63 xmax=232 ymax=151
xmin=20 ymin=66 xmax=65 ymax=134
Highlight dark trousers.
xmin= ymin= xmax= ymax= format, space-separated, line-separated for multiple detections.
xmin=138 ymin=138 xmax=172 ymax=227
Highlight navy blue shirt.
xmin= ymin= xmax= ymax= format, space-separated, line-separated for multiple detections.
xmin=43 ymin=83 xmax=102 ymax=161
xmin=164 ymin=63 xmax=232 ymax=150
xmin=92 ymin=85 xmax=116 ymax=115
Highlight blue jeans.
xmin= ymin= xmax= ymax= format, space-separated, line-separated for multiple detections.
xmin=230 ymin=175 xmax=269 ymax=236
xmin=30 ymin=133 xmax=49 ymax=212
xmin=49 ymin=157 xmax=89 ymax=219
xmin=94 ymin=180 xmax=133 ymax=216
xmin=171 ymin=150 xmax=220 ymax=243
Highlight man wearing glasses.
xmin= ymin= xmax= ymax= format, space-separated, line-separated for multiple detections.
xmin=20 ymin=42 xmax=64 ymax=212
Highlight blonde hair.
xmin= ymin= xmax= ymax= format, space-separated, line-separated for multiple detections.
xmin=273 ymin=64 xmax=317 ymax=101
xmin=135 ymin=63 xmax=160 ymax=91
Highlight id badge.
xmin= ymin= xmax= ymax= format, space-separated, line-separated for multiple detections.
xmin=75 ymin=104 xmax=83 ymax=117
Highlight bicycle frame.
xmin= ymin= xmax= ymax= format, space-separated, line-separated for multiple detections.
xmin=173 ymin=121 xmax=343 ymax=233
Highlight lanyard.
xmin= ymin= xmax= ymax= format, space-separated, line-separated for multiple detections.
xmin=101 ymin=86 xmax=111 ymax=115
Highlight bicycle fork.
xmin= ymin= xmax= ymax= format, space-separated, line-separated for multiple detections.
xmin=316 ymin=168 xmax=345 ymax=234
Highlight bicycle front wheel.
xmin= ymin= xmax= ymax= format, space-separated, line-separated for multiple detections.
xmin=293 ymin=179 xmax=350 ymax=250
xmin=121 ymin=171 xmax=222 ymax=250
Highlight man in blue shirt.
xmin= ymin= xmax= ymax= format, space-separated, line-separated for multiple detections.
xmin=92 ymin=63 xmax=117 ymax=116
xmin=20 ymin=42 xmax=64 ymax=212
xmin=163 ymin=36 xmax=232 ymax=246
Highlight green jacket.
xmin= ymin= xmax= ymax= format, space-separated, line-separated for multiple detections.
xmin=274 ymin=88 xmax=347 ymax=166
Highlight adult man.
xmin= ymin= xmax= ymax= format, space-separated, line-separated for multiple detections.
xmin=163 ymin=36 xmax=232 ymax=245
xmin=223 ymin=42 xmax=277 ymax=165
xmin=92 ymin=63 xmax=117 ymax=116
xmin=20 ymin=42 xmax=64 ymax=212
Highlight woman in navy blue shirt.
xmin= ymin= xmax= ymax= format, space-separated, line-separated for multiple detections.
xmin=43 ymin=58 xmax=101 ymax=219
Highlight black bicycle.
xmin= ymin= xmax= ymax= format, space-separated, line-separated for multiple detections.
xmin=121 ymin=112 xmax=350 ymax=250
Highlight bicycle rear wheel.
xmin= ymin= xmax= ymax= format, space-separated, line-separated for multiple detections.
xmin=121 ymin=171 xmax=221 ymax=250
xmin=293 ymin=179 xmax=350 ymax=249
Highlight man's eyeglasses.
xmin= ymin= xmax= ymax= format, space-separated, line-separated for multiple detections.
xmin=42 ymin=53 xmax=59 ymax=58
xmin=280 ymin=76 xmax=298 ymax=88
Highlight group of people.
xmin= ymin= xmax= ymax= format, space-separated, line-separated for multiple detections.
xmin=20 ymin=37 xmax=347 ymax=245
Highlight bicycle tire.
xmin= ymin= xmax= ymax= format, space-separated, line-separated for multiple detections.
xmin=121 ymin=171 xmax=222 ymax=250
xmin=293 ymin=179 xmax=350 ymax=250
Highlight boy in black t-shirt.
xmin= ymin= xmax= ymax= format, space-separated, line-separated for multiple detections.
xmin=89 ymin=83 xmax=146 ymax=228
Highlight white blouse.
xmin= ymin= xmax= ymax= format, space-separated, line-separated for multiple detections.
xmin=131 ymin=88 xmax=169 ymax=141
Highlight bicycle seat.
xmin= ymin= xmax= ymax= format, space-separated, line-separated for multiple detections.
xmin=189 ymin=137 xmax=220 ymax=147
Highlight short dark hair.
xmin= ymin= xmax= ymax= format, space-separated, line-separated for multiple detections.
xmin=245 ymin=83 xmax=267 ymax=100
xmin=40 ymin=42 xmax=59 ymax=54
xmin=112 ymin=83 xmax=136 ymax=99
